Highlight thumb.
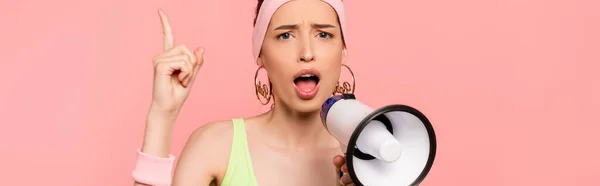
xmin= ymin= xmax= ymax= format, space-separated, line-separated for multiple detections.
xmin=194 ymin=47 xmax=205 ymax=69
xmin=333 ymin=155 xmax=345 ymax=169
xmin=333 ymin=155 xmax=345 ymax=185
xmin=187 ymin=47 xmax=204 ymax=87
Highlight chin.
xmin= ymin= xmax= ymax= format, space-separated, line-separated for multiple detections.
xmin=291 ymin=98 xmax=325 ymax=114
xmin=292 ymin=92 xmax=333 ymax=114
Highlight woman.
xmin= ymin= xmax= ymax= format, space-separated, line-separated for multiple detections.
xmin=132 ymin=0 xmax=356 ymax=185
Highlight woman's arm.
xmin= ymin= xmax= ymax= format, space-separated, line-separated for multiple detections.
xmin=133 ymin=118 xmax=232 ymax=186
xmin=134 ymin=8 xmax=207 ymax=186
xmin=142 ymin=107 xmax=178 ymax=157
xmin=133 ymin=108 xmax=178 ymax=186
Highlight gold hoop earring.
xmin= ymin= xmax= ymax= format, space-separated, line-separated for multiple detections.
xmin=332 ymin=64 xmax=356 ymax=95
xmin=254 ymin=66 xmax=272 ymax=105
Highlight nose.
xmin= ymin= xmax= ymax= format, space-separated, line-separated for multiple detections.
xmin=298 ymin=37 xmax=315 ymax=63
xmin=300 ymin=52 xmax=314 ymax=63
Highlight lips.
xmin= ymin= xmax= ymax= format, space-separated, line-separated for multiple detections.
xmin=293 ymin=69 xmax=321 ymax=100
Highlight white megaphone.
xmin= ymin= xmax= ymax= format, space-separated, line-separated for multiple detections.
xmin=320 ymin=94 xmax=437 ymax=186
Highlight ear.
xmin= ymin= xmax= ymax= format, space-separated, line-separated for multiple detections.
xmin=341 ymin=47 xmax=348 ymax=64
xmin=256 ymin=56 xmax=264 ymax=66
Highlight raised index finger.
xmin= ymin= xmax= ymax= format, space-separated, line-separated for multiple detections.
xmin=158 ymin=9 xmax=174 ymax=51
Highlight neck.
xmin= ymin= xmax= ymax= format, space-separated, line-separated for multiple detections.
xmin=261 ymin=99 xmax=333 ymax=149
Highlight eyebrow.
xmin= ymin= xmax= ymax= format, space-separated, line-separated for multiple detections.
xmin=274 ymin=23 xmax=336 ymax=30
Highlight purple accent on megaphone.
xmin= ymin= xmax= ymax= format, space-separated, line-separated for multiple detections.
xmin=320 ymin=95 xmax=343 ymax=126
xmin=320 ymin=94 xmax=356 ymax=127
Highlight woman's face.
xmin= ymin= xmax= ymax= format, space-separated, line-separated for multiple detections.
xmin=258 ymin=0 xmax=347 ymax=113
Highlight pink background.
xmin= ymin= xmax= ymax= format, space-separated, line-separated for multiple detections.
xmin=1 ymin=0 xmax=599 ymax=185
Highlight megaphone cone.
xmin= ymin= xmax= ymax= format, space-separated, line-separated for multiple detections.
xmin=320 ymin=94 xmax=437 ymax=186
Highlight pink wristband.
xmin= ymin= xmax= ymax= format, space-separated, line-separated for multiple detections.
xmin=131 ymin=149 xmax=175 ymax=186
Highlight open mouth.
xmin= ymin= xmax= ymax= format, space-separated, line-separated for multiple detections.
xmin=294 ymin=74 xmax=320 ymax=91
xmin=293 ymin=69 xmax=321 ymax=99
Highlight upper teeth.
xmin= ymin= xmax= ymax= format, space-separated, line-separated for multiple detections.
xmin=300 ymin=74 xmax=314 ymax=77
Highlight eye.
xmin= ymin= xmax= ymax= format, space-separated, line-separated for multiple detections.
xmin=277 ymin=33 xmax=292 ymax=40
xmin=317 ymin=32 xmax=333 ymax=39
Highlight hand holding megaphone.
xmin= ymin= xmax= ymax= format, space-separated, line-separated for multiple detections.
xmin=321 ymin=94 xmax=437 ymax=186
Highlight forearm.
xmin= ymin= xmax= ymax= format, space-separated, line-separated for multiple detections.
xmin=141 ymin=105 xmax=178 ymax=157
xmin=133 ymin=105 xmax=179 ymax=186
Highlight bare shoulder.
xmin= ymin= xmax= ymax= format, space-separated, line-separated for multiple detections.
xmin=188 ymin=120 xmax=235 ymax=146
xmin=182 ymin=119 xmax=235 ymax=162
xmin=172 ymin=120 xmax=235 ymax=185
